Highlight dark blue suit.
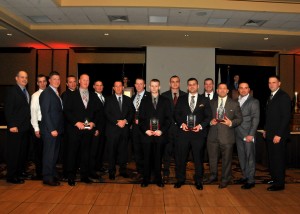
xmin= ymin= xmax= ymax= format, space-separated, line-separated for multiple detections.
xmin=39 ymin=86 xmax=64 ymax=182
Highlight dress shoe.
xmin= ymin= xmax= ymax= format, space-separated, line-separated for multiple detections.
xmin=205 ymin=178 xmax=218 ymax=184
xmin=163 ymin=175 xmax=169 ymax=184
xmin=81 ymin=177 xmax=93 ymax=184
xmin=68 ymin=179 xmax=76 ymax=186
xmin=174 ymin=181 xmax=184 ymax=188
xmin=233 ymin=178 xmax=248 ymax=184
xmin=43 ymin=180 xmax=60 ymax=186
xmin=7 ymin=178 xmax=25 ymax=184
xmin=267 ymin=185 xmax=285 ymax=191
xmin=195 ymin=183 xmax=203 ymax=190
xmin=19 ymin=172 xmax=32 ymax=180
xmin=109 ymin=173 xmax=115 ymax=180
xmin=141 ymin=181 xmax=148 ymax=187
xmin=156 ymin=182 xmax=165 ymax=187
xmin=119 ymin=172 xmax=129 ymax=178
xmin=218 ymin=182 xmax=228 ymax=189
xmin=241 ymin=183 xmax=255 ymax=189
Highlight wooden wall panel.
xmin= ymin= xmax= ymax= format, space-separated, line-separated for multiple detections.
xmin=53 ymin=50 xmax=68 ymax=93
xmin=279 ymin=54 xmax=294 ymax=98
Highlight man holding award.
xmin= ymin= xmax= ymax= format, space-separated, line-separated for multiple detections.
xmin=63 ymin=74 xmax=101 ymax=186
xmin=207 ymin=83 xmax=242 ymax=188
xmin=173 ymin=78 xmax=212 ymax=190
xmin=138 ymin=79 xmax=172 ymax=187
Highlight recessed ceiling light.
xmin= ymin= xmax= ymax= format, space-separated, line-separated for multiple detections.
xmin=184 ymin=34 xmax=189 ymax=37
xmin=264 ymin=37 xmax=269 ymax=40
xmin=104 ymin=33 xmax=109 ymax=36
xmin=6 ymin=33 xmax=12 ymax=36
xmin=149 ymin=16 xmax=168 ymax=23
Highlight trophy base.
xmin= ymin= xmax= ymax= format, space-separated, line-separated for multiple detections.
xmin=84 ymin=126 xmax=91 ymax=129
xmin=216 ymin=119 xmax=225 ymax=123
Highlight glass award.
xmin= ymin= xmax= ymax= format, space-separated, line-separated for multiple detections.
xmin=186 ymin=114 xmax=196 ymax=130
xmin=216 ymin=106 xmax=225 ymax=122
xmin=84 ymin=118 xmax=91 ymax=129
xmin=150 ymin=117 xmax=159 ymax=131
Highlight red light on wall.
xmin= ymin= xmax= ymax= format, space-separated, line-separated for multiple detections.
xmin=18 ymin=42 xmax=51 ymax=49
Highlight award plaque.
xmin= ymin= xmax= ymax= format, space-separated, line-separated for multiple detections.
xmin=186 ymin=114 xmax=196 ymax=130
xmin=84 ymin=118 xmax=91 ymax=129
xmin=216 ymin=106 xmax=225 ymax=122
xmin=150 ymin=117 xmax=159 ymax=131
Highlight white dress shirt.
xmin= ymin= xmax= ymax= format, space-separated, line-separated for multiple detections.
xmin=30 ymin=89 xmax=43 ymax=132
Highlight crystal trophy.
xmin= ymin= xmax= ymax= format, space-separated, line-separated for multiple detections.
xmin=84 ymin=118 xmax=91 ymax=129
xmin=187 ymin=114 xmax=196 ymax=130
xmin=216 ymin=106 xmax=225 ymax=122
xmin=150 ymin=117 xmax=159 ymax=131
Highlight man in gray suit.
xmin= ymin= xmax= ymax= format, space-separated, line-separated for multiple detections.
xmin=207 ymin=83 xmax=242 ymax=188
xmin=234 ymin=82 xmax=260 ymax=189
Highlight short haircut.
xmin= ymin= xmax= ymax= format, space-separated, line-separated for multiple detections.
xmin=49 ymin=71 xmax=60 ymax=78
xmin=170 ymin=75 xmax=179 ymax=82
xmin=204 ymin=78 xmax=214 ymax=84
xmin=16 ymin=70 xmax=28 ymax=77
xmin=114 ymin=80 xmax=123 ymax=86
xmin=66 ymin=75 xmax=76 ymax=82
xmin=37 ymin=74 xmax=46 ymax=79
xmin=93 ymin=80 xmax=103 ymax=85
xmin=150 ymin=79 xmax=160 ymax=84
xmin=269 ymin=75 xmax=280 ymax=81
xmin=217 ymin=83 xmax=228 ymax=89
xmin=135 ymin=78 xmax=145 ymax=84
xmin=238 ymin=81 xmax=250 ymax=88
xmin=187 ymin=77 xmax=198 ymax=85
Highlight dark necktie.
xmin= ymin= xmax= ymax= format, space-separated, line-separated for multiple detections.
xmin=118 ymin=96 xmax=122 ymax=112
xmin=207 ymin=93 xmax=210 ymax=100
xmin=23 ymin=88 xmax=28 ymax=103
xmin=269 ymin=93 xmax=273 ymax=101
xmin=99 ymin=94 xmax=104 ymax=104
xmin=153 ymin=97 xmax=157 ymax=109
xmin=173 ymin=93 xmax=178 ymax=105
xmin=190 ymin=96 xmax=195 ymax=112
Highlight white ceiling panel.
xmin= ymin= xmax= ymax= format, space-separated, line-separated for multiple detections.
xmin=148 ymin=8 xmax=169 ymax=16
xmin=104 ymin=7 xmax=127 ymax=16
xmin=126 ymin=8 xmax=148 ymax=16
xmin=28 ymin=0 xmax=56 ymax=7
xmin=211 ymin=10 xmax=233 ymax=19
xmin=251 ymin=12 xmax=276 ymax=20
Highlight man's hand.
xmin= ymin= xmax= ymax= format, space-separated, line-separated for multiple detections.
xmin=145 ymin=130 xmax=153 ymax=136
xmin=262 ymin=131 xmax=266 ymax=138
xmin=94 ymin=130 xmax=99 ymax=136
xmin=273 ymin=135 xmax=281 ymax=144
xmin=153 ymin=130 xmax=162 ymax=136
xmin=192 ymin=124 xmax=202 ymax=132
xmin=220 ymin=116 xmax=232 ymax=127
xmin=9 ymin=127 xmax=18 ymax=133
xmin=210 ymin=119 xmax=218 ymax=126
xmin=117 ymin=120 xmax=126 ymax=128
xmin=35 ymin=131 xmax=41 ymax=138
xmin=88 ymin=122 xmax=95 ymax=129
xmin=181 ymin=123 xmax=189 ymax=131
xmin=135 ymin=119 xmax=139 ymax=125
xmin=245 ymin=135 xmax=254 ymax=143
xmin=75 ymin=122 xmax=85 ymax=130
xmin=51 ymin=130 xmax=58 ymax=137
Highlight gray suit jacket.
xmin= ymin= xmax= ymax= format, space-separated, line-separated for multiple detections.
xmin=207 ymin=97 xmax=242 ymax=144
xmin=235 ymin=96 xmax=260 ymax=138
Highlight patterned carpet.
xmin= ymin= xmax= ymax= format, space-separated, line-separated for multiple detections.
xmin=1 ymin=156 xmax=300 ymax=184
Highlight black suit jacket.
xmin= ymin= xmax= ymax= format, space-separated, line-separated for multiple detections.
xmin=94 ymin=92 xmax=106 ymax=132
xmin=4 ymin=85 xmax=30 ymax=132
xmin=161 ymin=90 xmax=186 ymax=113
xmin=139 ymin=95 xmax=172 ymax=135
xmin=63 ymin=90 xmax=100 ymax=131
xmin=104 ymin=94 xmax=135 ymax=136
xmin=174 ymin=94 xmax=212 ymax=137
xmin=265 ymin=89 xmax=291 ymax=140
xmin=39 ymin=86 xmax=64 ymax=134
xmin=201 ymin=91 xmax=218 ymax=100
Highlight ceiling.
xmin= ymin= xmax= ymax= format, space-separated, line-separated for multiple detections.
xmin=0 ymin=0 xmax=300 ymax=53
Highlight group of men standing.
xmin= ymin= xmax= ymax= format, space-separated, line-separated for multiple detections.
xmin=4 ymin=71 xmax=291 ymax=192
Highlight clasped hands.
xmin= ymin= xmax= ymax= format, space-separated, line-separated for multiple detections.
xmin=210 ymin=116 xmax=232 ymax=127
xmin=145 ymin=130 xmax=162 ymax=136
xmin=181 ymin=123 xmax=202 ymax=132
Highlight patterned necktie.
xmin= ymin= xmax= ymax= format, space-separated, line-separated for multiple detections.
xmin=153 ymin=97 xmax=157 ymax=109
xmin=190 ymin=96 xmax=195 ymax=112
xmin=99 ymin=94 xmax=104 ymax=104
xmin=118 ymin=96 xmax=122 ymax=112
xmin=82 ymin=90 xmax=88 ymax=108
xmin=136 ymin=94 xmax=141 ymax=110
xmin=173 ymin=93 xmax=178 ymax=105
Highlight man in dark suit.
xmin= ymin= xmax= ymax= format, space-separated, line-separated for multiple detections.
xmin=89 ymin=80 xmax=106 ymax=179
xmin=263 ymin=76 xmax=291 ymax=191
xmin=161 ymin=75 xmax=186 ymax=182
xmin=131 ymin=78 xmax=150 ymax=180
xmin=139 ymin=79 xmax=172 ymax=187
xmin=174 ymin=78 xmax=212 ymax=190
xmin=39 ymin=71 xmax=64 ymax=186
xmin=30 ymin=74 xmax=47 ymax=179
xmin=202 ymin=78 xmax=218 ymax=100
xmin=234 ymin=82 xmax=260 ymax=189
xmin=104 ymin=80 xmax=134 ymax=180
xmin=4 ymin=70 xmax=31 ymax=184
xmin=207 ymin=83 xmax=242 ymax=188
xmin=63 ymin=74 xmax=101 ymax=186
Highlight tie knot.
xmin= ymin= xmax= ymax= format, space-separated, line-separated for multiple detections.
xmin=174 ymin=92 xmax=177 ymax=97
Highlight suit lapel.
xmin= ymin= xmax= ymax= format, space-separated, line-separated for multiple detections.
xmin=16 ymin=85 xmax=29 ymax=103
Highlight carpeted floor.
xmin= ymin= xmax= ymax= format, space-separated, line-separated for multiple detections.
xmin=1 ymin=156 xmax=300 ymax=184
